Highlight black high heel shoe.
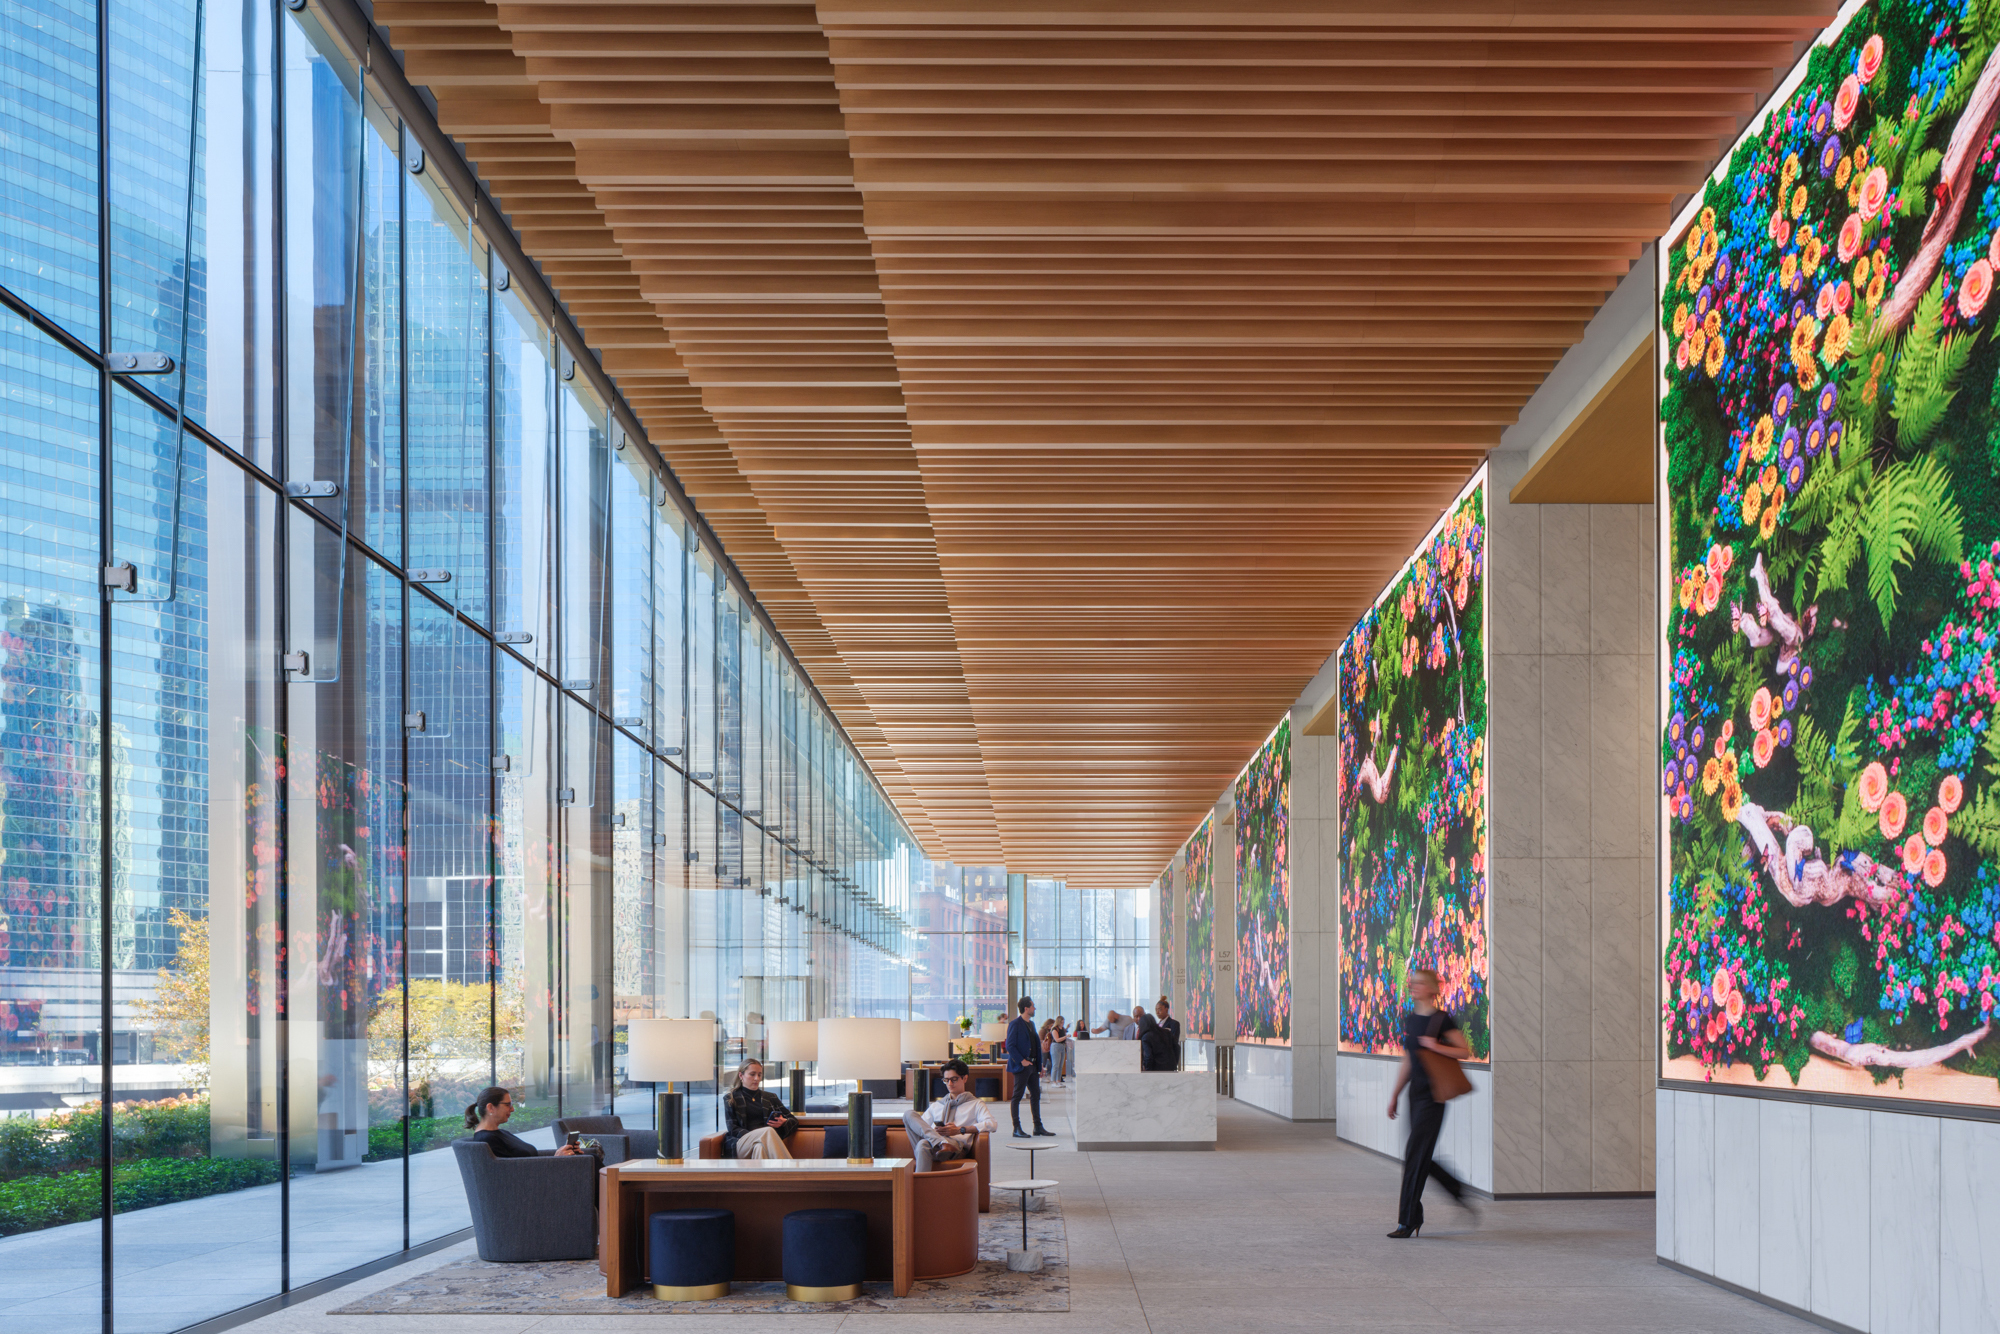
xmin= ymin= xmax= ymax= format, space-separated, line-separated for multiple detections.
xmin=1386 ymin=1224 xmax=1420 ymax=1239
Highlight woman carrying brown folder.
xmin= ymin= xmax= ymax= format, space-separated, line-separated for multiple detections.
xmin=1385 ymin=966 xmax=1476 ymax=1238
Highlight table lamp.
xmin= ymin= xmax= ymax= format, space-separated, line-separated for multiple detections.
xmin=901 ymin=1020 xmax=952 ymax=1108
xmin=816 ymin=1017 xmax=901 ymax=1162
xmin=767 ymin=1019 xmax=817 ymax=1114
xmin=626 ymin=1018 xmax=715 ymax=1162
xmin=981 ymin=1019 xmax=1007 ymax=1061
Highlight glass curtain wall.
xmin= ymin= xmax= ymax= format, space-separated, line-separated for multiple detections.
xmin=0 ymin=2 xmax=928 ymax=1331
xmin=1021 ymin=877 xmax=1149 ymax=1034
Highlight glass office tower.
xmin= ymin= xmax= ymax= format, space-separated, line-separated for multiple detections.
xmin=0 ymin=1 xmax=999 ymax=1329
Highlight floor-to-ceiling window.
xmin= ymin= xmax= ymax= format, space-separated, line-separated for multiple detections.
xmin=0 ymin=2 xmax=934 ymax=1330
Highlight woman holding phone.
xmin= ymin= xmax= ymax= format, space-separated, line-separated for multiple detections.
xmin=723 ymin=1059 xmax=799 ymax=1159
xmin=464 ymin=1086 xmax=583 ymax=1158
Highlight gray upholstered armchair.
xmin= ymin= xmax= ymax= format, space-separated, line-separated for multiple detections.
xmin=552 ymin=1114 xmax=658 ymax=1164
xmin=451 ymin=1139 xmax=598 ymax=1262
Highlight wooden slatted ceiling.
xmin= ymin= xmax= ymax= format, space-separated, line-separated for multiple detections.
xmin=383 ymin=0 xmax=1833 ymax=887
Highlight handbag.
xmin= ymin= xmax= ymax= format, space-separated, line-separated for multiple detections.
xmin=1415 ymin=1012 xmax=1473 ymax=1101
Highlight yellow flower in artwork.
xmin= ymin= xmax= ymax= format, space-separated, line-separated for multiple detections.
xmin=1720 ymin=782 xmax=1744 ymax=822
xmin=1854 ymin=142 xmax=1870 ymax=172
xmin=1674 ymin=302 xmax=1690 ymax=336
xmin=1687 ymin=228 xmax=1705 ymax=261
xmin=1780 ymin=253 xmax=1799 ymax=290
xmin=1760 ymin=463 xmax=1780 ymax=493
xmin=1750 ymin=414 xmax=1774 ymax=461
xmin=1743 ymin=481 xmax=1764 ymax=521
xmin=1868 ymin=272 xmax=1887 ymax=308
xmin=1797 ymin=356 xmax=1820 ymax=391
xmin=1791 ymin=313 xmax=1820 ymax=368
xmin=1702 ymin=759 xmax=1721 ymax=796
xmin=1705 ymin=335 xmax=1726 ymax=377
xmin=1703 ymin=309 xmax=1722 ymax=337
xmin=1835 ymin=154 xmax=1853 ymax=189
xmin=1822 ymin=311 xmax=1852 ymax=365
xmin=1802 ymin=234 xmax=1824 ymax=276
xmin=1782 ymin=151 xmax=1800 ymax=188
xmin=1689 ymin=326 xmax=1707 ymax=360
xmin=1760 ymin=504 xmax=1780 ymax=541
xmin=1791 ymin=184 xmax=1809 ymax=218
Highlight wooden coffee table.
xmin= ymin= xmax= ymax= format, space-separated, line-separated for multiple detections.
xmin=599 ymin=1158 xmax=916 ymax=1298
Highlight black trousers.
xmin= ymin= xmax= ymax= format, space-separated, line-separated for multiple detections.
xmin=1010 ymin=1067 xmax=1043 ymax=1129
xmin=1398 ymin=1097 xmax=1464 ymax=1228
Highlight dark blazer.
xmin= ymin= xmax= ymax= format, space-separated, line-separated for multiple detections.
xmin=470 ymin=1127 xmax=546 ymax=1159
xmin=1005 ymin=1014 xmax=1040 ymax=1073
xmin=1153 ymin=1016 xmax=1184 ymax=1070
xmin=722 ymin=1087 xmax=798 ymax=1157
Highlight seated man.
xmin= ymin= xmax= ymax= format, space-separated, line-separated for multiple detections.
xmin=899 ymin=1058 xmax=995 ymax=1171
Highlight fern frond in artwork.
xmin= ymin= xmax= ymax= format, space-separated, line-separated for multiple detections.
xmin=1956 ymin=784 xmax=2000 ymax=861
xmin=1889 ymin=279 xmax=1977 ymax=449
xmin=1860 ymin=454 xmax=1966 ymax=629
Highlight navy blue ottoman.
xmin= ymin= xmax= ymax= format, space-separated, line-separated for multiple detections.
xmin=782 ymin=1207 xmax=867 ymax=1302
xmin=648 ymin=1208 xmax=734 ymax=1300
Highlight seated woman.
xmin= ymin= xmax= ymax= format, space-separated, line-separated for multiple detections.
xmin=723 ymin=1059 xmax=799 ymax=1160
xmin=465 ymin=1086 xmax=583 ymax=1157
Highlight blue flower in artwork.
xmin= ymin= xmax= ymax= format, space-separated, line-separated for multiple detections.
xmin=1844 ymin=1018 xmax=1865 ymax=1045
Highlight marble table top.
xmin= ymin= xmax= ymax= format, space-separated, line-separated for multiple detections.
xmin=992 ymin=1178 xmax=1058 ymax=1191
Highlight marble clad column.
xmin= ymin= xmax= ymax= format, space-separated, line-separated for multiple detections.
xmin=1476 ymin=450 xmax=1655 ymax=1196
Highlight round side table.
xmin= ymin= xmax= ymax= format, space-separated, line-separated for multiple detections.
xmin=991 ymin=1177 xmax=1056 ymax=1272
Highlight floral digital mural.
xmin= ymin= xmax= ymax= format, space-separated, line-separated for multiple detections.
xmin=1337 ymin=476 xmax=1489 ymax=1059
xmin=1159 ymin=871 xmax=1174 ymax=1001
xmin=1660 ymin=0 xmax=2000 ymax=1105
xmin=1185 ymin=816 xmax=1214 ymax=1042
xmin=1236 ymin=720 xmax=1291 ymax=1044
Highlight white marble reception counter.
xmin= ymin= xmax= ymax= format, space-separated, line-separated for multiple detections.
xmin=1074 ymin=1055 xmax=1216 ymax=1152
xmin=1072 ymin=1039 xmax=1140 ymax=1074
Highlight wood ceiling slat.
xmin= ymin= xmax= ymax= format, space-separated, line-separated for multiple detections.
xmin=390 ymin=0 xmax=1830 ymax=885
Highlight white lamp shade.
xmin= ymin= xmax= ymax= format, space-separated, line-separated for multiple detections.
xmin=767 ymin=1020 xmax=818 ymax=1062
xmin=900 ymin=1019 xmax=952 ymax=1062
xmin=815 ymin=1017 xmax=902 ymax=1080
xmin=980 ymin=1021 xmax=1007 ymax=1043
xmin=626 ymin=1018 xmax=716 ymax=1083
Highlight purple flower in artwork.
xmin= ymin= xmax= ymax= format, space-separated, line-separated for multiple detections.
xmin=1786 ymin=457 xmax=1806 ymax=492
xmin=1773 ymin=383 xmax=1796 ymax=419
xmin=1820 ymin=136 xmax=1841 ymax=175
xmin=1783 ymin=679 xmax=1800 ymax=711
xmin=1778 ymin=719 xmax=1794 ymax=747
xmin=1664 ymin=768 xmax=1678 ymax=795
xmin=1804 ymin=417 xmax=1826 ymax=458
xmin=1691 ymin=724 xmax=1706 ymax=753
xmin=1816 ymin=383 xmax=1837 ymax=415
xmin=1801 ymin=665 xmax=1814 ymax=690
xmin=1780 ymin=426 xmax=1801 ymax=463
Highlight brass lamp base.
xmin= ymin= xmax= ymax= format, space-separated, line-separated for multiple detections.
xmin=654 ymin=1281 xmax=729 ymax=1301
xmin=786 ymin=1282 xmax=861 ymax=1303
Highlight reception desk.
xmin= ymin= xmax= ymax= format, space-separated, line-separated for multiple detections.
xmin=1073 ymin=1039 xmax=1216 ymax=1151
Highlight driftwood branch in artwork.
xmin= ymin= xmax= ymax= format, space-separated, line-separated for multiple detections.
xmin=1730 ymin=552 xmax=1816 ymax=675
xmin=1876 ymin=43 xmax=2000 ymax=335
xmin=1811 ymin=1021 xmax=1990 ymax=1069
xmin=1735 ymin=799 xmax=1903 ymax=907
xmin=1356 ymin=744 xmax=1398 ymax=804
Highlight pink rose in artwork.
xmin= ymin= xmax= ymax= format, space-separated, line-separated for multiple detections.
xmin=1837 ymin=212 xmax=1865 ymax=262
xmin=1880 ymin=789 xmax=1909 ymax=840
xmin=1939 ymin=774 xmax=1964 ymax=813
xmin=1750 ymin=686 xmax=1774 ymax=731
xmin=1725 ymin=990 xmax=1746 ymax=1027
xmin=1712 ymin=966 xmax=1735 ymax=1002
xmin=1857 ymin=761 xmax=1890 ymax=812
xmin=1902 ymin=834 xmax=1928 ymax=875
xmin=1858 ymin=34 xmax=1885 ymax=85
xmin=1834 ymin=73 xmax=1862 ymax=127
xmin=1923 ymin=805 xmax=1949 ymax=847
xmin=1859 ymin=167 xmax=1890 ymax=220
xmin=1923 ymin=848 xmax=1948 ymax=888
xmin=1960 ymin=259 xmax=1994 ymax=318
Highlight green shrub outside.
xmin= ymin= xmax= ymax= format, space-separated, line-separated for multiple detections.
xmin=0 ymin=1158 xmax=282 ymax=1236
xmin=0 ymin=1097 xmax=211 ymax=1180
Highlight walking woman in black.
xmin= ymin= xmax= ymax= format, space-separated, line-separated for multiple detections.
xmin=1385 ymin=966 xmax=1475 ymax=1237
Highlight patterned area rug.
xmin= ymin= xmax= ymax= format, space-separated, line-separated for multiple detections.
xmin=333 ymin=1188 xmax=1067 ymax=1314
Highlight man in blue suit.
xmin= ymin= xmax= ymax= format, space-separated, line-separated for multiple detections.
xmin=1007 ymin=995 xmax=1055 ymax=1139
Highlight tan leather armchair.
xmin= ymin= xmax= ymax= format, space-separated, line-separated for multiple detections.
xmin=697 ymin=1124 xmax=992 ymax=1212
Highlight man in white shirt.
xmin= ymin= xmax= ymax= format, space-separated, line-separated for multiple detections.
xmin=901 ymin=1059 xmax=997 ymax=1172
